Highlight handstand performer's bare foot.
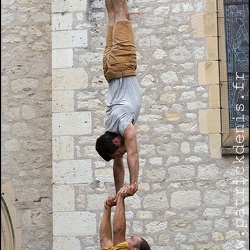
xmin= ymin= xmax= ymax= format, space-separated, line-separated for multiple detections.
xmin=112 ymin=0 xmax=130 ymax=22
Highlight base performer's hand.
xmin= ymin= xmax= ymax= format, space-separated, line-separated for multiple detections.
xmin=104 ymin=195 xmax=117 ymax=208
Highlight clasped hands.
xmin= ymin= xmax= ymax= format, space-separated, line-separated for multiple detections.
xmin=104 ymin=182 xmax=138 ymax=208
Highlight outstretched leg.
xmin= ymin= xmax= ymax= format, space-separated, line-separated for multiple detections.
xmin=105 ymin=0 xmax=115 ymax=26
xmin=103 ymin=0 xmax=136 ymax=82
xmin=112 ymin=0 xmax=130 ymax=22
xmin=103 ymin=0 xmax=115 ymax=80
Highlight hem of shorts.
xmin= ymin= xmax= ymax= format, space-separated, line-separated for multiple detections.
xmin=106 ymin=71 xmax=136 ymax=82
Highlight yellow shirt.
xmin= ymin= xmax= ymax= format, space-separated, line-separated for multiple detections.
xmin=101 ymin=241 xmax=129 ymax=250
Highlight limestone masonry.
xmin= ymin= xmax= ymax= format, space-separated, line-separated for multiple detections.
xmin=1 ymin=0 xmax=249 ymax=250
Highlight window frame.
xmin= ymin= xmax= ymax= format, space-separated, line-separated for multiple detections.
xmin=217 ymin=0 xmax=249 ymax=154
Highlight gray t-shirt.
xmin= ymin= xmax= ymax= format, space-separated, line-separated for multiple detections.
xmin=105 ymin=76 xmax=142 ymax=136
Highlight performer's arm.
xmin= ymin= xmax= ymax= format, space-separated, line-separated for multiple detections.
xmin=113 ymin=158 xmax=125 ymax=193
xmin=100 ymin=205 xmax=113 ymax=248
xmin=113 ymin=193 xmax=126 ymax=246
xmin=124 ymin=123 xmax=139 ymax=190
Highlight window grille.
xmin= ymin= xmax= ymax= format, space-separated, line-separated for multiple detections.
xmin=224 ymin=0 xmax=249 ymax=129
xmin=218 ymin=0 xmax=249 ymax=153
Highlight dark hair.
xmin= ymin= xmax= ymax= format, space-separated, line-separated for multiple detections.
xmin=96 ymin=132 xmax=118 ymax=161
xmin=134 ymin=237 xmax=151 ymax=250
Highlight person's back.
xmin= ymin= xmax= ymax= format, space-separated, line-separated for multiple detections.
xmin=105 ymin=76 xmax=142 ymax=136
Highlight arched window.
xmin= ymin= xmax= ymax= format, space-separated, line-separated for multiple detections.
xmin=1 ymin=196 xmax=15 ymax=250
xmin=1 ymin=183 xmax=22 ymax=250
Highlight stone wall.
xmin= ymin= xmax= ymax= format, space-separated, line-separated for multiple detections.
xmin=1 ymin=0 xmax=52 ymax=249
xmin=1 ymin=0 xmax=249 ymax=250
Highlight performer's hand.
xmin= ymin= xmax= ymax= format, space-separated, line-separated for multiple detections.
xmin=118 ymin=182 xmax=138 ymax=198
xmin=104 ymin=195 xmax=117 ymax=208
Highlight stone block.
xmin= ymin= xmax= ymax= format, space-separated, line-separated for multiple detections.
xmin=198 ymin=61 xmax=219 ymax=85
xmin=203 ymin=208 xmax=222 ymax=217
xmin=194 ymin=142 xmax=209 ymax=154
xmin=145 ymin=168 xmax=166 ymax=181
xmin=52 ymin=49 xmax=73 ymax=68
xmin=199 ymin=109 xmax=221 ymax=134
xmin=53 ymin=136 xmax=74 ymax=160
xmin=52 ymin=112 xmax=91 ymax=135
xmin=52 ymin=0 xmax=88 ymax=13
xmin=136 ymin=211 xmax=153 ymax=220
xmin=166 ymin=113 xmax=181 ymax=121
xmin=21 ymin=105 xmax=36 ymax=120
xmin=168 ymin=165 xmax=195 ymax=181
xmin=145 ymin=221 xmax=168 ymax=234
xmin=143 ymin=192 xmax=169 ymax=209
xmin=206 ymin=37 xmax=219 ymax=60
xmin=204 ymin=12 xmax=217 ymax=37
xmin=171 ymin=190 xmax=201 ymax=209
xmin=198 ymin=164 xmax=219 ymax=179
xmin=193 ymin=220 xmax=212 ymax=231
xmin=205 ymin=0 xmax=217 ymax=12
xmin=32 ymin=11 xmax=50 ymax=23
xmin=181 ymin=141 xmax=190 ymax=154
xmin=52 ymin=68 xmax=88 ymax=90
xmin=209 ymin=133 xmax=222 ymax=158
xmin=53 ymin=211 xmax=96 ymax=236
xmin=53 ymin=159 xmax=93 ymax=184
xmin=53 ymin=237 xmax=81 ymax=250
xmin=95 ymin=168 xmax=113 ymax=183
xmin=187 ymin=101 xmax=207 ymax=110
xmin=189 ymin=232 xmax=208 ymax=242
xmin=191 ymin=13 xmax=205 ymax=37
xmin=53 ymin=184 xmax=75 ymax=211
xmin=4 ymin=139 xmax=21 ymax=152
xmin=209 ymin=84 xmax=220 ymax=109
xmin=52 ymin=13 xmax=73 ymax=31
xmin=52 ymin=90 xmax=74 ymax=112
xmin=196 ymin=242 xmax=220 ymax=250
xmin=86 ymin=193 xmax=110 ymax=210
xmin=178 ymin=122 xmax=198 ymax=132
xmin=10 ymin=78 xmax=38 ymax=94
xmin=204 ymin=190 xmax=230 ymax=206
xmin=52 ymin=30 xmax=88 ymax=49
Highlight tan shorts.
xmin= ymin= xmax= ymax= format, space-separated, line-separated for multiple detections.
xmin=103 ymin=21 xmax=137 ymax=82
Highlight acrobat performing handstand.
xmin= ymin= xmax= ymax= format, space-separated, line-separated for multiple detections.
xmin=96 ymin=0 xmax=142 ymax=202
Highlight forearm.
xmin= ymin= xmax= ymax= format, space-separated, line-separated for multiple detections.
xmin=113 ymin=159 xmax=125 ymax=193
xmin=100 ymin=206 xmax=112 ymax=245
xmin=127 ymin=153 xmax=139 ymax=185
xmin=113 ymin=195 xmax=126 ymax=246
xmin=124 ymin=123 xmax=139 ymax=185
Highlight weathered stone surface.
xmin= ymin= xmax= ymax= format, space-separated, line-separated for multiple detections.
xmin=1 ymin=0 xmax=249 ymax=250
